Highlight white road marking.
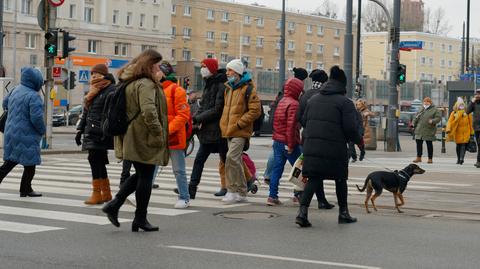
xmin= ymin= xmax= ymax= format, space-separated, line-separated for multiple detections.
xmin=0 ymin=220 xmax=64 ymax=234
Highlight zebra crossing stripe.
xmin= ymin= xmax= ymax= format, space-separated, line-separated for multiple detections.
xmin=0 ymin=220 xmax=64 ymax=234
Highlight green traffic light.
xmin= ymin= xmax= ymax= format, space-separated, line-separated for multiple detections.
xmin=47 ymin=45 xmax=56 ymax=54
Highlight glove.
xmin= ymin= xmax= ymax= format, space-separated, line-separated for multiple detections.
xmin=75 ymin=132 xmax=82 ymax=146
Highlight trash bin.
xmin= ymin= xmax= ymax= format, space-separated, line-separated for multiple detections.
xmin=365 ymin=126 xmax=377 ymax=150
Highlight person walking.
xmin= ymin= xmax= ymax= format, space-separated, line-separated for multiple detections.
xmin=0 ymin=67 xmax=45 ymax=197
xmin=220 ymin=59 xmax=261 ymax=204
xmin=295 ymin=66 xmax=362 ymax=228
xmin=187 ymin=58 xmax=228 ymax=198
xmin=75 ymin=64 xmax=115 ymax=204
xmin=466 ymin=89 xmax=480 ymax=168
xmin=412 ymin=97 xmax=442 ymax=164
xmin=267 ymin=78 xmax=303 ymax=206
xmin=350 ymin=99 xmax=375 ymax=162
xmin=158 ymin=61 xmax=191 ymax=208
xmin=102 ymin=49 xmax=169 ymax=232
xmin=446 ymin=97 xmax=474 ymax=165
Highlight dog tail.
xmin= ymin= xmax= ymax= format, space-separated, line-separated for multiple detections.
xmin=356 ymin=179 xmax=368 ymax=192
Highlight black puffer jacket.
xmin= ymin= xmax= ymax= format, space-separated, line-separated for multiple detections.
xmin=77 ymin=74 xmax=115 ymax=151
xmin=301 ymin=79 xmax=362 ymax=181
xmin=467 ymin=100 xmax=480 ymax=131
xmin=194 ymin=69 xmax=227 ymax=144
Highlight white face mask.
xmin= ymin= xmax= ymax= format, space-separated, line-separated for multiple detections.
xmin=423 ymin=104 xmax=430 ymax=109
xmin=200 ymin=67 xmax=212 ymax=78
xmin=458 ymin=105 xmax=465 ymax=110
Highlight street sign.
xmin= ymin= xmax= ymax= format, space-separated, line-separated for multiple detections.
xmin=399 ymin=41 xmax=423 ymax=50
xmin=459 ymin=73 xmax=480 ymax=83
xmin=47 ymin=0 xmax=65 ymax=7
xmin=52 ymin=67 xmax=61 ymax=78
xmin=78 ymin=70 xmax=90 ymax=83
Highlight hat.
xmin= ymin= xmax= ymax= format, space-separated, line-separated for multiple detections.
xmin=329 ymin=66 xmax=347 ymax=86
xmin=309 ymin=69 xmax=328 ymax=83
xmin=202 ymin=58 xmax=218 ymax=75
xmin=160 ymin=61 xmax=175 ymax=76
xmin=293 ymin=67 xmax=308 ymax=81
xmin=91 ymin=64 xmax=108 ymax=76
xmin=226 ymin=59 xmax=245 ymax=75
xmin=423 ymin=97 xmax=432 ymax=104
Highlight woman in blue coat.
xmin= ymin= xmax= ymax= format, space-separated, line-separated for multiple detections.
xmin=0 ymin=67 xmax=45 ymax=197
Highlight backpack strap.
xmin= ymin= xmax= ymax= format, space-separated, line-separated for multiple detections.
xmin=244 ymin=84 xmax=253 ymax=112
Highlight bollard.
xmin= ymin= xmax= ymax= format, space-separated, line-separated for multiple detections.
xmin=441 ymin=128 xmax=446 ymax=154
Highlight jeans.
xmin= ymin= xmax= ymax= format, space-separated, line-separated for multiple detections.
xmin=269 ymin=141 xmax=302 ymax=199
xmin=263 ymin=150 xmax=274 ymax=180
xmin=190 ymin=140 xmax=227 ymax=188
xmin=0 ymin=160 xmax=36 ymax=193
xmin=416 ymin=139 xmax=433 ymax=159
xmin=169 ymin=149 xmax=190 ymax=201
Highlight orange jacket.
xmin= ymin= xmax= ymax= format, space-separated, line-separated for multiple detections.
xmin=162 ymin=81 xmax=190 ymax=150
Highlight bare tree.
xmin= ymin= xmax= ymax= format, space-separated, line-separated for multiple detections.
xmin=313 ymin=0 xmax=338 ymax=19
xmin=362 ymin=0 xmax=391 ymax=32
xmin=423 ymin=7 xmax=452 ymax=36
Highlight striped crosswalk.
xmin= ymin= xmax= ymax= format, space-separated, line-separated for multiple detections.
xmin=0 ymin=155 xmax=476 ymax=234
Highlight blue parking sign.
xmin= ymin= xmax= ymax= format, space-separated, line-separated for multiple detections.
xmin=79 ymin=70 xmax=90 ymax=83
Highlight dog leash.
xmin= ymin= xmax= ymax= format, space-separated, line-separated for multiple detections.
xmin=361 ymin=156 xmax=396 ymax=172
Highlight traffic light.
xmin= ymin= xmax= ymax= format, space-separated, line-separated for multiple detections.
xmin=44 ymin=30 xmax=58 ymax=57
xmin=63 ymin=71 xmax=76 ymax=90
xmin=397 ymin=64 xmax=406 ymax=84
xmin=184 ymin=77 xmax=190 ymax=89
xmin=62 ymin=31 xmax=76 ymax=58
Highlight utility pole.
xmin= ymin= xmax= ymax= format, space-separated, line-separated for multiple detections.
xmin=386 ymin=0 xmax=401 ymax=152
xmin=279 ymin=0 xmax=286 ymax=88
xmin=344 ymin=0 xmax=354 ymax=98
xmin=466 ymin=0 xmax=470 ymax=70
xmin=0 ymin=0 xmax=5 ymax=77
xmin=461 ymin=22 xmax=465 ymax=75
xmin=355 ymin=0 xmax=362 ymax=83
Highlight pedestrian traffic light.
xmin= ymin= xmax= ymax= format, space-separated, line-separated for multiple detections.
xmin=44 ymin=30 xmax=58 ymax=57
xmin=184 ymin=77 xmax=190 ymax=89
xmin=62 ymin=31 xmax=76 ymax=59
xmin=63 ymin=71 xmax=76 ymax=90
xmin=397 ymin=64 xmax=406 ymax=84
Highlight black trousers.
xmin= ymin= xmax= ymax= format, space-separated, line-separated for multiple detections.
xmin=190 ymin=139 xmax=228 ymax=187
xmin=348 ymin=141 xmax=365 ymax=160
xmin=300 ymin=178 xmax=348 ymax=211
xmin=475 ymin=131 xmax=480 ymax=162
xmin=115 ymin=161 xmax=155 ymax=222
xmin=88 ymin=150 xmax=108 ymax=179
xmin=0 ymin=160 xmax=36 ymax=193
xmin=456 ymin=143 xmax=468 ymax=162
xmin=120 ymin=160 xmax=133 ymax=185
xmin=416 ymin=139 xmax=433 ymax=159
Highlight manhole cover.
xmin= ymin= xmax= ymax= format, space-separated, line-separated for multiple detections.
xmin=215 ymin=211 xmax=279 ymax=220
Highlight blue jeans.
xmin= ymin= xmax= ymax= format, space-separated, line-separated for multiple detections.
xmin=269 ymin=141 xmax=302 ymax=199
xmin=263 ymin=150 xmax=274 ymax=180
xmin=152 ymin=150 xmax=190 ymax=201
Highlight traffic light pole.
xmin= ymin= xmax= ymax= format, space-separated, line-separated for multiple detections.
xmin=42 ymin=1 xmax=56 ymax=149
xmin=386 ymin=0 xmax=401 ymax=152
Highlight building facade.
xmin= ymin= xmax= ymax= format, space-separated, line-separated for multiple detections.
xmin=401 ymin=0 xmax=424 ymax=32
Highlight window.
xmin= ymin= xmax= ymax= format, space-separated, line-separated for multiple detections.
xmin=276 ymin=20 xmax=281 ymax=29
xmin=69 ymin=4 xmax=76 ymax=19
xmin=171 ymin=4 xmax=176 ymax=15
xmin=206 ymin=31 xmax=215 ymax=41
xmin=222 ymin=12 xmax=230 ymax=22
xmin=127 ymin=12 xmax=132 ymax=26
xmin=287 ymin=60 xmax=294 ymax=70
xmin=429 ymin=42 xmax=434 ymax=49
xmin=429 ymin=58 xmax=433 ymax=66
xmin=140 ymin=14 xmax=145 ymax=28
xmin=244 ymin=15 xmax=251 ymax=25
xmin=441 ymin=44 xmax=445 ymax=51
xmin=183 ymin=27 xmax=192 ymax=39
xmin=3 ymin=0 xmax=12 ymax=11
xmin=421 ymin=57 xmax=426 ymax=65
xmin=428 ymin=74 xmax=433 ymax=81
xmin=221 ymin=32 xmax=228 ymax=42
xmin=207 ymin=9 xmax=215 ymax=20
xmin=288 ymin=22 xmax=295 ymax=31
xmin=256 ymin=57 xmax=263 ymax=68
xmin=206 ymin=52 xmax=215 ymax=58
xmin=84 ymin=7 xmax=94 ymax=23
xmin=305 ymin=43 xmax=312 ymax=52
xmin=317 ymin=25 xmax=324 ymax=36
xmin=25 ymin=33 xmax=36 ymax=49
xmin=171 ymin=49 xmax=176 ymax=60
xmin=142 ymin=45 xmax=157 ymax=51
xmin=112 ymin=10 xmax=119 ymax=24
xmin=288 ymin=41 xmax=295 ymax=51
xmin=448 ymin=75 xmax=452 ymax=81
xmin=306 ymin=61 xmax=313 ymax=71
xmin=448 ymin=44 xmax=453 ymax=52
xmin=171 ymin=26 xmax=176 ymax=37
xmin=334 ymin=47 xmax=340 ymax=56
xmin=441 ymin=75 xmax=445 ymax=82
xmin=276 ymin=40 xmax=281 ymax=50
xmin=220 ymin=53 xmax=228 ymax=63
xmin=448 ymin=60 xmax=453 ymax=67
xmin=153 ymin=15 xmax=158 ymax=29
xmin=30 ymin=54 xmax=38 ymax=66
xmin=316 ymin=62 xmax=324 ymax=69
xmin=421 ymin=73 xmax=426 ymax=79
xmin=184 ymin=5 xmax=192 ymax=16
xmin=242 ymin=56 xmax=250 ymax=65
xmin=335 ymin=29 xmax=341 ymax=37
xmin=114 ymin=42 xmax=129 ymax=57
xmin=307 ymin=24 xmax=313 ymax=34
xmin=256 ymin=37 xmax=264 ymax=48
xmin=242 ymin=36 xmax=251 ymax=46
xmin=183 ymin=49 xmax=191 ymax=61
xmin=440 ymin=59 xmax=445 ymax=67
xmin=21 ymin=0 xmax=32 ymax=15
xmin=257 ymin=17 xmax=264 ymax=27
xmin=88 ymin=40 xmax=98 ymax=54
xmin=317 ymin=44 xmax=324 ymax=54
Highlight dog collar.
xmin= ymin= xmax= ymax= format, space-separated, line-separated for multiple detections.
xmin=397 ymin=170 xmax=410 ymax=181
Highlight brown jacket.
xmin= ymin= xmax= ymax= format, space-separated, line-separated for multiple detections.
xmin=356 ymin=101 xmax=375 ymax=145
xmin=220 ymin=77 xmax=261 ymax=138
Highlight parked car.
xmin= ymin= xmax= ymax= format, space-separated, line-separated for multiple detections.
xmin=398 ymin=112 xmax=415 ymax=134
xmin=52 ymin=105 xmax=83 ymax=127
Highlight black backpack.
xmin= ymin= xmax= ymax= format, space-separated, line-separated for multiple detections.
xmin=245 ymin=85 xmax=264 ymax=132
xmin=102 ymin=80 xmax=138 ymax=136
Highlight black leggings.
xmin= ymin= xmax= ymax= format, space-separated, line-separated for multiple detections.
xmin=476 ymin=131 xmax=480 ymax=162
xmin=0 ymin=160 xmax=36 ymax=193
xmin=416 ymin=139 xmax=433 ymax=159
xmin=190 ymin=139 xmax=228 ymax=187
xmin=88 ymin=150 xmax=108 ymax=179
xmin=300 ymin=178 xmax=348 ymax=211
xmin=456 ymin=143 xmax=467 ymax=161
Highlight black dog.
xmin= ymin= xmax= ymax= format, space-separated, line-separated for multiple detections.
xmin=356 ymin=164 xmax=425 ymax=213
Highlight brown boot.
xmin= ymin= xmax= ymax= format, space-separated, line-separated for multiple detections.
xmin=100 ymin=178 xmax=112 ymax=202
xmin=85 ymin=180 xmax=103 ymax=205
xmin=413 ymin=157 xmax=422 ymax=163
xmin=427 ymin=158 xmax=433 ymax=164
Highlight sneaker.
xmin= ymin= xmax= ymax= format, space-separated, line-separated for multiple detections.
xmin=174 ymin=199 xmax=190 ymax=209
xmin=475 ymin=162 xmax=480 ymax=168
xmin=222 ymin=192 xmax=238 ymax=204
xmin=351 ymin=158 xmax=357 ymax=163
xmin=214 ymin=188 xmax=227 ymax=197
xmin=264 ymin=178 xmax=270 ymax=185
xmin=266 ymin=197 xmax=282 ymax=206
xmin=236 ymin=194 xmax=248 ymax=203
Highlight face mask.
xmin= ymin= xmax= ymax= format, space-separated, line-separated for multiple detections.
xmin=458 ymin=105 xmax=465 ymax=110
xmin=227 ymin=75 xmax=237 ymax=83
xmin=200 ymin=67 xmax=212 ymax=78
xmin=423 ymin=104 xmax=430 ymax=109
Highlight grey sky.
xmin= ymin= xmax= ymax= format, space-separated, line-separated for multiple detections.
xmin=228 ymin=0 xmax=479 ymax=38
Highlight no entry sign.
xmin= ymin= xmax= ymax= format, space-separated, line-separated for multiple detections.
xmin=47 ymin=0 xmax=65 ymax=7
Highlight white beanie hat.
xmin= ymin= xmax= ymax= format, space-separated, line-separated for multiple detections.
xmin=457 ymin=97 xmax=465 ymax=105
xmin=226 ymin=59 xmax=245 ymax=75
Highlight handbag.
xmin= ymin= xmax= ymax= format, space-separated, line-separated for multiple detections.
xmin=0 ymin=110 xmax=7 ymax=133
xmin=288 ymin=154 xmax=307 ymax=191
xmin=466 ymin=136 xmax=477 ymax=153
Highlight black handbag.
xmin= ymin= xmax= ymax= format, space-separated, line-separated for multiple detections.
xmin=467 ymin=136 xmax=477 ymax=153
xmin=0 ymin=110 xmax=7 ymax=133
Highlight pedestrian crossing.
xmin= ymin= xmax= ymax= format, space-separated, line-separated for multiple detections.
xmin=0 ymin=155 xmax=477 ymax=234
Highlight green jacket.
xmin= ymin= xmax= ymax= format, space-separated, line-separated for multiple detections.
xmin=413 ymin=105 xmax=442 ymax=141
xmin=114 ymin=66 xmax=169 ymax=166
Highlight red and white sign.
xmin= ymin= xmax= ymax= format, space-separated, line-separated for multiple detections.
xmin=47 ymin=0 xmax=65 ymax=7
xmin=52 ymin=67 xmax=61 ymax=78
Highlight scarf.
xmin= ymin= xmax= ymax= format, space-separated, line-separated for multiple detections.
xmin=84 ymin=77 xmax=111 ymax=108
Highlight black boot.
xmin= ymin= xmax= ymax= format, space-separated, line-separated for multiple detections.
xmin=475 ymin=161 xmax=480 ymax=168
xmin=338 ymin=208 xmax=357 ymax=224
xmin=189 ymin=184 xmax=197 ymax=199
xmin=318 ymin=201 xmax=335 ymax=210
xmin=295 ymin=206 xmax=312 ymax=228
xmin=132 ymin=219 xmax=159 ymax=232
xmin=102 ymin=198 xmax=122 ymax=227
xmin=214 ymin=188 xmax=227 ymax=197
xmin=459 ymin=146 xmax=466 ymax=165
xmin=359 ymin=150 xmax=365 ymax=161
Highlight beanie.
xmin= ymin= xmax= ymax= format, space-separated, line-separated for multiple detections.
xmin=293 ymin=67 xmax=308 ymax=81
xmin=423 ymin=97 xmax=432 ymax=104
xmin=160 ymin=61 xmax=175 ymax=76
xmin=202 ymin=58 xmax=218 ymax=75
xmin=226 ymin=59 xmax=245 ymax=75
xmin=329 ymin=66 xmax=347 ymax=86
xmin=309 ymin=69 xmax=328 ymax=83
xmin=91 ymin=64 xmax=109 ymax=76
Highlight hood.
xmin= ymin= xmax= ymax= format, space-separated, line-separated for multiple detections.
xmin=20 ymin=67 xmax=44 ymax=91
xmin=283 ymin=78 xmax=304 ymax=100
xmin=104 ymin=73 xmax=116 ymax=84
xmin=228 ymin=71 xmax=252 ymax=89
xmin=206 ymin=68 xmax=227 ymax=84
xmin=320 ymin=79 xmax=346 ymax=96
xmin=356 ymin=100 xmax=368 ymax=111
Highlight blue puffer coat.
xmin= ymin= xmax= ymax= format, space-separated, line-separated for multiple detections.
xmin=3 ymin=67 xmax=46 ymax=166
